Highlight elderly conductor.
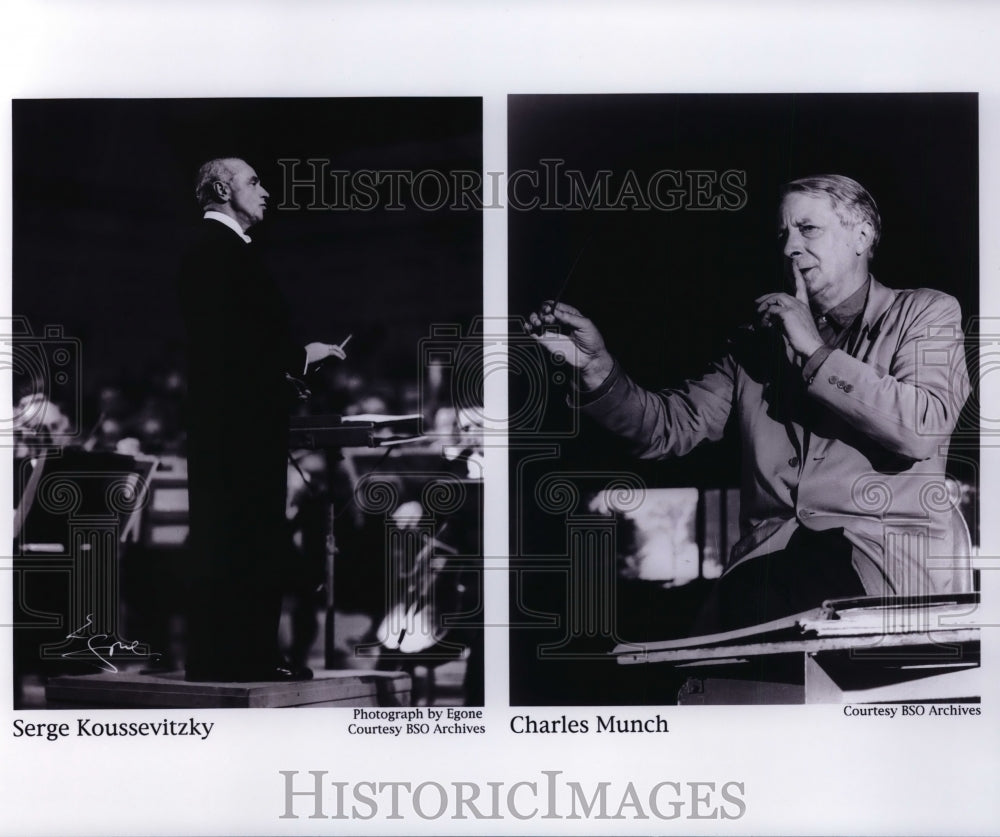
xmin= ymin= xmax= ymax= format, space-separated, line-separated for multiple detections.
xmin=179 ymin=157 xmax=346 ymax=681
xmin=528 ymin=174 xmax=971 ymax=631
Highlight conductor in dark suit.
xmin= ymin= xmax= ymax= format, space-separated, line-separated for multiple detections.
xmin=178 ymin=157 xmax=345 ymax=682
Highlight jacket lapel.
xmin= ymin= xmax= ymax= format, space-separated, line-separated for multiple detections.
xmin=852 ymin=275 xmax=896 ymax=357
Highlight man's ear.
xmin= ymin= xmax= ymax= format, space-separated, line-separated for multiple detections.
xmin=212 ymin=179 xmax=230 ymax=201
xmin=855 ymin=220 xmax=875 ymax=255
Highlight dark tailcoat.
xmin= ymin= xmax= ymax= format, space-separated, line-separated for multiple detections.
xmin=178 ymin=218 xmax=304 ymax=677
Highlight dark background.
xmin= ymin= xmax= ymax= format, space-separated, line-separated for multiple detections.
xmin=13 ymin=98 xmax=483 ymax=397
xmin=11 ymin=99 xmax=484 ymax=697
xmin=507 ymin=93 xmax=979 ymax=705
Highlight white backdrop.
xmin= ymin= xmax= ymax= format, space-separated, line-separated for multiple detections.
xmin=2 ymin=2 xmax=999 ymax=835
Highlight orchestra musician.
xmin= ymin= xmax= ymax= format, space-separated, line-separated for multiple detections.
xmin=527 ymin=174 xmax=971 ymax=632
xmin=178 ymin=157 xmax=347 ymax=682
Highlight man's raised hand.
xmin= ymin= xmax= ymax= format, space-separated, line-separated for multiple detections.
xmin=754 ymin=266 xmax=823 ymax=362
xmin=525 ymin=300 xmax=615 ymax=390
xmin=305 ymin=341 xmax=347 ymax=367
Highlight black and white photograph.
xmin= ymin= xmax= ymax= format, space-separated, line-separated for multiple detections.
xmin=10 ymin=97 xmax=485 ymax=710
xmin=2 ymin=4 xmax=1000 ymax=837
xmin=508 ymin=93 xmax=980 ymax=706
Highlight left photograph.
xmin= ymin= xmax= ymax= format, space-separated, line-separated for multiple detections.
xmin=10 ymin=98 xmax=484 ymax=709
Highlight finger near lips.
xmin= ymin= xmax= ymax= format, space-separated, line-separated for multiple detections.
xmin=792 ymin=264 xmax=809 ymax=302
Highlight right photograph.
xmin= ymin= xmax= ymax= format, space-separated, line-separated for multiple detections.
xmin=507 ymin=93 xmax=980 ymax=706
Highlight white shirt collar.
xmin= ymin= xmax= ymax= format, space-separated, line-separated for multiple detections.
xmin=203 ymin=210 xmax=251 ymax=243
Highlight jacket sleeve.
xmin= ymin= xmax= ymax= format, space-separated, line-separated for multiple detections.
xmin=578 ymin=354 xmax=737 ymax=459
xmin=805 ymin=290 xmax=969 ymax=461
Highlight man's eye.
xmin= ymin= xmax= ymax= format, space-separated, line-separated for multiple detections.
xmin=800 ymin=225 xmax=819 ymax=235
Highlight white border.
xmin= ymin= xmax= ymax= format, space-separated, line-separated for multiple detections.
xmin=2 ymin=2 xmax=999 ymax=835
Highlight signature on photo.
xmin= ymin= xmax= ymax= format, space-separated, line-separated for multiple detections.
xmin=60 ymin=614 xmax=157 ymax=673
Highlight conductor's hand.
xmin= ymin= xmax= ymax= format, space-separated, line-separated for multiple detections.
xmin=525 ymin=300 xmax=615 ymax=390
xmin=305 ymin=342 xmax=347 ymax=367
xmin=754 ymin=264 xmax=824 ymax=361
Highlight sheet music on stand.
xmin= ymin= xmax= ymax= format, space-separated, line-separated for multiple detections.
xmin=612 ymin=593 xmax=982 ymax=665
xmin=288 ymin=413 xmax=424 ymax=449
xmin=611 ymin=593 xmax=981 ymax=705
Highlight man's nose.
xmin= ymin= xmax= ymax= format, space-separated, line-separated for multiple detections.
xmin=261 ymin=185 xmax=270 ymax=199
xmin=783 ymin=229 xmax=802 ymax=258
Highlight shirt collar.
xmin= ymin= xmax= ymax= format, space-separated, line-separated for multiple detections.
xmin=817 ymin=277 xmax=870 ymax=332
xmin=203 ymin=210 xmax=251 ymax=243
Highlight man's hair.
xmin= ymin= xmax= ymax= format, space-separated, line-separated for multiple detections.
xmin=194 ymin=157 xmax=245 ymax=209
xmin=781 ymin=174 xmax=882 ymax=255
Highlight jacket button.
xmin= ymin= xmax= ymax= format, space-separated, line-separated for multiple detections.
xmin=788 ymin=456 xmax=799 ymax=467
xmin=837 ymin=380 xmax=846 ymax=389
xmin=828 ymin=375 xmax=838 ymax=385
xmin=844 ymin=384 xmax=853 ymax=393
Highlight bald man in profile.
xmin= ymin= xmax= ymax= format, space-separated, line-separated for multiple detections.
xmin=179 ymin=157 xmax=344 ymax=682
